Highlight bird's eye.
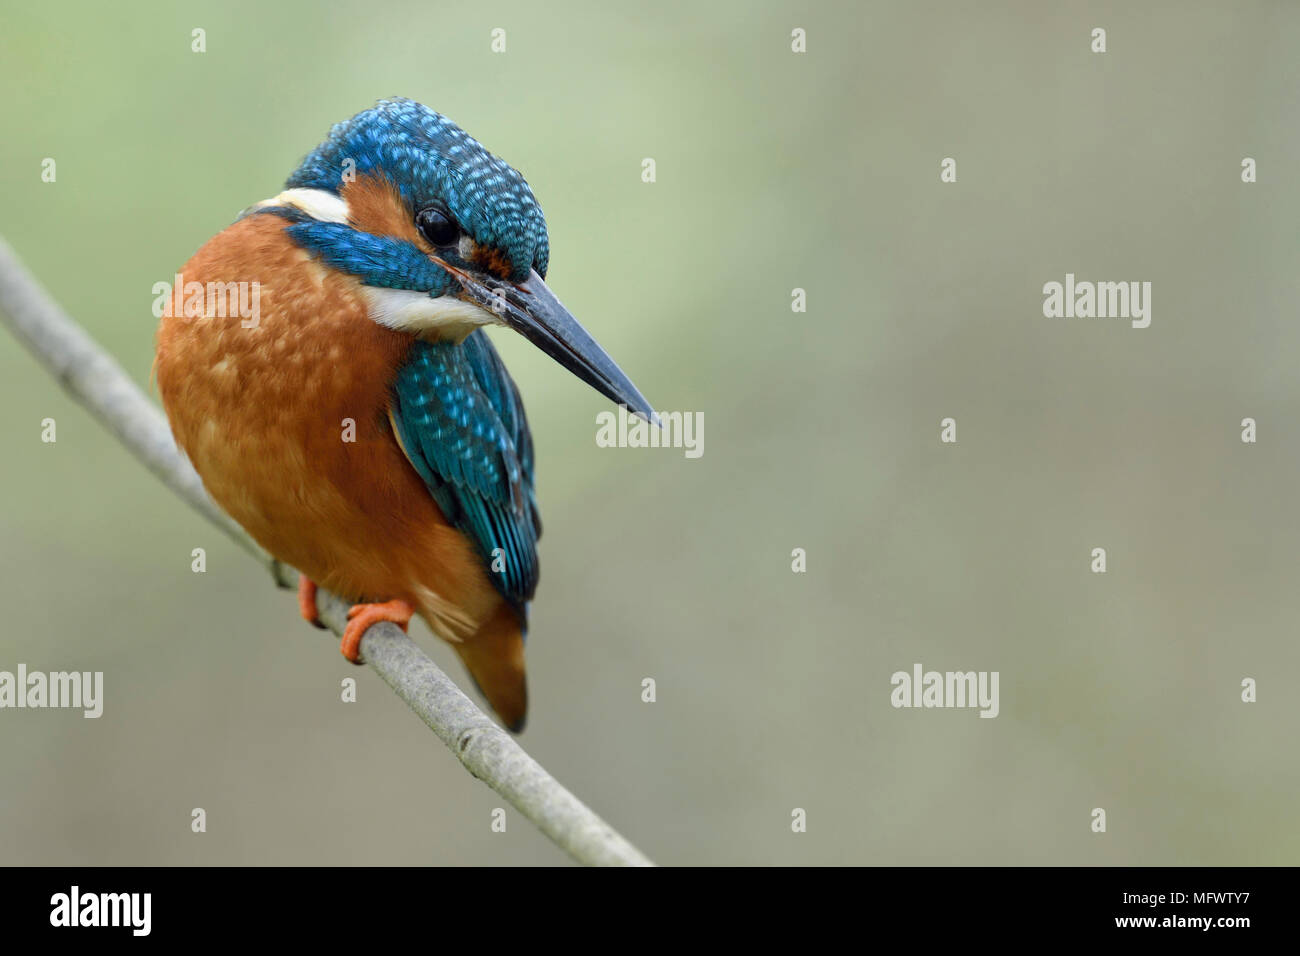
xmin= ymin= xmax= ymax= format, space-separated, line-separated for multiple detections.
xmin=415 ymin=206 xmax=460 ymax=247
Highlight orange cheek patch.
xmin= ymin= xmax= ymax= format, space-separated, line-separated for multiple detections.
xmin=468 ymin=243 xmax=516 ymax=281
xmin=341 ymin=173 xmax=424 ymax=245
xmin=341 ymin=173 xmax=518 ymax=280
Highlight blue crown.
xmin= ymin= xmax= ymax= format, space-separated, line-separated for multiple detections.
xmin=286 ymin=98 xmax=549 ymax=280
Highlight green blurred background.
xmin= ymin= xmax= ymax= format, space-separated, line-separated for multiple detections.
xmin=2 ymin=0 xmax=1298 ymax=865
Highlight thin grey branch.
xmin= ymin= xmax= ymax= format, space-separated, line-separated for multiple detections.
xmin=0 ymin=235 xmax=654 ymax=868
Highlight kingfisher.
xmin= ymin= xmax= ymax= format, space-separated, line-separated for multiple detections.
xmin=154 ymin=98 xmax=654 ymax=731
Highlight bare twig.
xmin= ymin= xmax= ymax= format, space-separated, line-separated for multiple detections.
xmin=0 ymin=235 xmax=654 ymax=867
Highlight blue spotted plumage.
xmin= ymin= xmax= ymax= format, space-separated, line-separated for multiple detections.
xmin=286 ymin=97 xmax=549 ymax=281
xmin=390 ymin=331 xmax=540 ymax=614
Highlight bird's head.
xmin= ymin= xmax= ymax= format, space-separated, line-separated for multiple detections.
xmin=257 ymin=97 xmax=653 ymax=421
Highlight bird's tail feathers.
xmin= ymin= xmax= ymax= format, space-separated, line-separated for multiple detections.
xmin=453 ymin=603 xmax=528 ymax=732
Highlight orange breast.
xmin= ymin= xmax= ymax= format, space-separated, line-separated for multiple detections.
xmin=154 ymin=214 xmax=503 ymax=640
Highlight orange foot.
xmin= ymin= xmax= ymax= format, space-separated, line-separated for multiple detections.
xmin=298 ymin=577 xmax=327 ymax=630
xmin=340 ymin=600 xmax=414 ymax=664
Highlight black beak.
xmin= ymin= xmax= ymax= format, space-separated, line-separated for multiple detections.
xmin=453 ymin=268 xmax=657 ymax=424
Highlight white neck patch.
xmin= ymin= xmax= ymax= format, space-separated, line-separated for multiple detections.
xmin=251 ymin=188 xmax=350 ymax=224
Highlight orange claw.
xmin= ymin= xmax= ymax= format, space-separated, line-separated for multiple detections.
xmin=298 ymin=577 xmax=326 ymax=629
xmin=340 ymin=599 xmax=414 ymax=664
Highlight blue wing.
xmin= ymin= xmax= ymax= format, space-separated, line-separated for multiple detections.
xmin=389 ymin=331 xmax=540 ymax=613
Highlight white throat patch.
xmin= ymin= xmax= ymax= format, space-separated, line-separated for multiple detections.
xmin=362 ymin=286 xmax=501 ymax=340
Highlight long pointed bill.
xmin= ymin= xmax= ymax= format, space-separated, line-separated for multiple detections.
xmin=455 ymin=268 xmax=657 ymax=423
